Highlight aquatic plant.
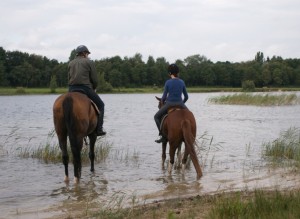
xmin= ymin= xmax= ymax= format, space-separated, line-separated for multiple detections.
xmin=17 ymin=129 xmax=142 ymax=167
xmin=17 ymin=129 xmax=112 ymax=164
xmin=182 ymin=131 xmax=222 ymax=169
xmin=208 ymin=93 xmax=300 ymax=106
xmin=263 ymin=127 xmax=300 ymax=164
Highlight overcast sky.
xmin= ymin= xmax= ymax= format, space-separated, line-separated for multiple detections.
xmin=1 ymin=0 xmax=299 ymax=63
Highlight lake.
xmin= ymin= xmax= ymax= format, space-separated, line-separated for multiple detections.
xmin=1 ymin=92 xmax=300 ymax=218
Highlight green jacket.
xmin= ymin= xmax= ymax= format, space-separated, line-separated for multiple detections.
xmin=68 ymin=56 xmax=98 ymax=89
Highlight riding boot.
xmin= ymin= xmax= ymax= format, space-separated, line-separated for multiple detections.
xmin=155 ymin=131 xmax=167 ymax=143
xmin=96 ymin=112 xmax=106 ymax=136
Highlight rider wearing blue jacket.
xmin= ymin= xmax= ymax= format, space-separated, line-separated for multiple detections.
xmin=154 ymin=64 xmax=188 ymax=143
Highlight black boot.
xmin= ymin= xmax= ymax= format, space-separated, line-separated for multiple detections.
xmin=155 ymin=132 xmax=167 ymax=143
xmin=96 ymin=112 xmax=106 ymax=136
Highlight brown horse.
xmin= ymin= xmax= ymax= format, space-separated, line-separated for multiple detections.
xmin=156 ymin=97 xmax=202 ymax=179
xmin=53 ymin=92 xmax=98 ymax=183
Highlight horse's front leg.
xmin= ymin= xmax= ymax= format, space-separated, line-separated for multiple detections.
xmin=88 ymin=134 xmax=97 ymax=172
xmin=162 ymin=142 xmax=167 ymax=168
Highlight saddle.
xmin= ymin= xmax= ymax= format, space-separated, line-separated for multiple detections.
xmin=70 ymin=89 xmax=100 ymax=115
xmin=159 ymin=106 xmax=183 ymax=131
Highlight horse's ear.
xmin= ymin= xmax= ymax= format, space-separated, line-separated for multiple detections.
xmin=155 ymin=96 xmax=161 ymax=101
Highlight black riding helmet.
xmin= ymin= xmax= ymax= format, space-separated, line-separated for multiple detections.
xmin=76 ymin=45 xmax=90 ymax=54
xmin=168 ymin=63 xmax=179 ymax=75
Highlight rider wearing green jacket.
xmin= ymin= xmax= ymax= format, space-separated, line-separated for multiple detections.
xmin=68 ymin=45 xmax=106 ymax=136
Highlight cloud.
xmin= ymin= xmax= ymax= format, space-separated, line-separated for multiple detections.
xmin=1 ymin=0 xmax=300 ymax=63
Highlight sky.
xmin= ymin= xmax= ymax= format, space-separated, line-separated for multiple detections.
xmin=1 ymin=0 xmax=300 ymax=63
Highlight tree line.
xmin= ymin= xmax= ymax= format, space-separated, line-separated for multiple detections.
xmin=1 ymin=47 xmax=300 ymax=91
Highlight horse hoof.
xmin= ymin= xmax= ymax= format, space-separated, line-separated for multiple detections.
xmin=196 ymin=173 xmax=202 ymax=180
xmin=168 ymin=162 xmax=173 ymax=173
xmin=64 ymin=176 xmax=69 ymax=182
xmin=74 ymin=177 xmax=80 ymax=184
xmin=182 ymin=164 xmax=186 ymax=172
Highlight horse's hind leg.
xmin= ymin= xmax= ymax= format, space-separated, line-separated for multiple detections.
xmin=88 ymin=134 xmax=97 ymax=172
xmin=70 ymin=137 xmax=83 ymax=183
xmin=175 ymin=143 xmax=182 ymax=169
xmin=58 ymin=135 xmax=69 ymax=182
xmin=181 ymin=145 xmax=189 ymax=173
xmin=168 ymin=141 xmax=177 ymax=174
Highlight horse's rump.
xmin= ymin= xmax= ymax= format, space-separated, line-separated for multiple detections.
xmin=162 ymin=109 xmax=196 ymax=136
xmin=54 ymin=92 xmax=97 ymax=138
xmin=160 ymin=107 xmax=187 ymax=132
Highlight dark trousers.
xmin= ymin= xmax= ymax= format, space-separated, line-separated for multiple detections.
xmin=69 ymin=85 xmax=105 ymax=127
xmin=154 ymin=101 xmax=187 ymax=134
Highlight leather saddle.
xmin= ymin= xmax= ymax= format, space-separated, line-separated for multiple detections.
xmin=70 ymin=89 xmax=100 ymax=115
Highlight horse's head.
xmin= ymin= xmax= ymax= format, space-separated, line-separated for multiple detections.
xmin=155 ymin=96 xmax=164 ymax=109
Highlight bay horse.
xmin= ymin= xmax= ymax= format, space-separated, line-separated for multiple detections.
xmin=155 ymin=97 xmax=202 ymax=179
xmin=53 ymin=92 xmax=98 ymax=183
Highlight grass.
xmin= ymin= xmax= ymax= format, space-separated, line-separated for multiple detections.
xmin=17 ymin=130 xmax=140 ymax=166
xmin=66 ymin=189 xmax=300 ymax=219
xmin=0 ymin=87 xmax=68 ymax=95
xmin=1 ymin=86 xmax=300 ymax=95
xmin=263 ymin=127 xmax=300 ymax=164
xmin=17 ymin=129 xmax=112 ymax=164
xmin=208 ymin=93 xmax=300 ymax=106
xmin=208 ymin=190 xmax=300 ymax=219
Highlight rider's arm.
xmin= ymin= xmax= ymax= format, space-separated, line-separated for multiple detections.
xmin=182 ymin=81 xmax=188 ymax=103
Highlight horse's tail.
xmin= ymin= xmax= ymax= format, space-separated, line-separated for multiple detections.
xmin=62 ymin=95 xmax=76 ymax=141
xmin=182 ymin=120 xmax=202 ymax=179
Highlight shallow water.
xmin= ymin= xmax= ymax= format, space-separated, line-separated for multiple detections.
xmin=0 ymin=92 xmax=300 ymax=218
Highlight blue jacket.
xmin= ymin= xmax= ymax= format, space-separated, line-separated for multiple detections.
xmin=161 ymin=78 xmax=188 ymax=103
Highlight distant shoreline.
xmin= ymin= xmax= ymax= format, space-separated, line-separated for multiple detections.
xmin=0 ymin=86 xmax=300 ymax=95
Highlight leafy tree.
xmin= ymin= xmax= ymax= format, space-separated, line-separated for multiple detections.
xmin=261 ymin=64 xmax=272 ymax=86
xmin=108 ymin=69 xmax=122 ymax=87
xmin=242 ymin=80 xmax=256 ymax=92
xmin=0 ymin=60 xmax=8 ymax=86
xmin=1 ymin=47 xmax=300 ymax=89
xmin=69 ymin=49 xmax=76 ymax=61
xmin=255 ymin=51 xmax=264 ymax=64
xmin=154 ymin=57 xmax=169 ymax=86
xmin=50 ymin=75 xmax=57 ymax=93
xmin=97 ymin=72 xmax=113 ymax=92
xmin=273 ymin=68 xmax=283 ymax=85
xmin=213 ymin=62 xmax=232 ymax=86
xmin=146 ymin=56 xmax=156 ymax=86
xmin=53 ymin=63 xmax=68 ymax=87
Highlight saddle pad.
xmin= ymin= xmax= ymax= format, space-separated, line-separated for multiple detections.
xmin=160 ymin=108 xmax=182 ymax=131
xmin=90 ymin=100 xmax=100 ymax=115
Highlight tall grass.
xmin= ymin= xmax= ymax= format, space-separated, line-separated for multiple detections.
xmin=209 ymin=190 xmax=300 ymax=219
xmin=208 ymin=93 xmax=300 ymax=106
xmin=17 ymin=130 xmax=112 ymax=164
xmin=194 ymin=132 xmax=222 ymax=169
xmin=17 ymin=129 xmax=141 ymax=166
xmin=87 ymin=189 xmax=300 ymax=219
xmin=263 ymin=127 xmax=300 ymax=163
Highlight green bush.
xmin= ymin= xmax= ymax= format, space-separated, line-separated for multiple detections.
xmin=15 ymin=87 xmax=26 ymax=94
xmin=242 ymin=80 xmax=256 ymax=92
